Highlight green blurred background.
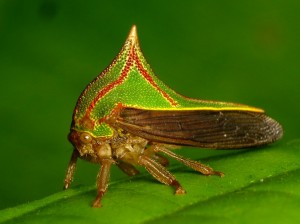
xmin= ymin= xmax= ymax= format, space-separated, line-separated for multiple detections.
xmin=0 ymin=0 xmax=299 ymax=210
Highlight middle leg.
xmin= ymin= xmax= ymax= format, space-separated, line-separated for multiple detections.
xmin=117 ymin=161 xmax=140 ymax=176
xmin=138 ymin=155 xmax=186 ymax=194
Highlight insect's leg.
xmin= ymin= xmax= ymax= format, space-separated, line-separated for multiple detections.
xmin=155 ymin=145 xmax=224 ymax=177
xmin=117 ymin=161 xmax=140 ymax=176
xmin=146 ymin=144 xmax=169 ymax=167
xmin=92 ymin=159 xmax=113 ymax=208
xmin=63 ymin=149 xmax=80 ymax=190
xmin=152 ymin=153 xmax=169 ymax=167
xmin=138 ymin=155 xmax=186 ymax=194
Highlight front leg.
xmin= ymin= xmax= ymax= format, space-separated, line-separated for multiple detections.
xmin=63 ymin=149 xmax=80 ymax=190
xmin=92 ymin=159 xmax=114 ymax=207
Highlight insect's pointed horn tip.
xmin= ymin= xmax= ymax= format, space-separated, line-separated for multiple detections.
xmin=127 ymin=25 xmax=138 ymax=44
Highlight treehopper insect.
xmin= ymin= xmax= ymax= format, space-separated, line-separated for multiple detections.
xmin=63 ymin=25 xmax=283 ymax=207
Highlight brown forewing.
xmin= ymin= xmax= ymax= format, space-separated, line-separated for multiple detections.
xmin=114 ymin=107 xmax=283 ymax=149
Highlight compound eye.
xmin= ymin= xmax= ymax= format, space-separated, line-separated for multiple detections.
xmin=80 ymin=132 xmax=93 ymax=144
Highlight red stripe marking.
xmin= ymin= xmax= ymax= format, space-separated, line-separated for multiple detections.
xmin=85 ymin=55 xmax=133 ymax=117
xmin=84 ymin=46 xmax=177 ymax=119
xmin=133 ymin=50 xmax=178 ymax=106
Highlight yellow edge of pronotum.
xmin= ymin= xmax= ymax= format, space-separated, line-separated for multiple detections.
xmin=126 ymin=106 xmax=265 ymax=113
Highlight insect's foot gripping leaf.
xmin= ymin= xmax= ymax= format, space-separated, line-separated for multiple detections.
xmin=209 ymin=171 xmax=225 ymax=177
xmin=173 ymin=181 xmax=186 ymax=195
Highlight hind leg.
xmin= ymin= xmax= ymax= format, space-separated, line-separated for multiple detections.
xmin=153 ymin=144 xmax=224 ymax=177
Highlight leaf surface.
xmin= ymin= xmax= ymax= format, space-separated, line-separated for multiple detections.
xmin=1 ymin=140 xmax=300 ymax=224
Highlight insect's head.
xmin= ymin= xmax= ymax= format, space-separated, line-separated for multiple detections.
xmin=68 ymin=129 xmax=113 ymax=160
xmin=68 ymin=130 xmax=95 ymax=156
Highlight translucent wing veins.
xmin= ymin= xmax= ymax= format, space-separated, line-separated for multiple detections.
xmin=115 ymin=107 xmax=283 ymax=149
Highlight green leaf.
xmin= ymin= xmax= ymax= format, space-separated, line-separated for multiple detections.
xmin=1 ymin=140 xmax=300 ymax=224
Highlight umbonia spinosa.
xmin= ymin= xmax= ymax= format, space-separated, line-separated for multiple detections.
xmin=64 ymin=25 xmax=283 ymax=207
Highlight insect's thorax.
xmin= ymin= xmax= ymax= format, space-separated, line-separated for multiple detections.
xmin=68 ymin=128 xmax=149 ymax=165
